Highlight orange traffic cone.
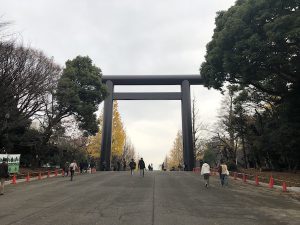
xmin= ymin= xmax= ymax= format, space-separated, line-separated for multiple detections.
xmin=282 ymin=182 xmax=287 ymax=192
xmin=11 ymin=174 xmax=17 ymax=184
xmin=26 ymin=172 xmax=30 ymax=182
xmin=38 ymin=172 xmax=42 ymax=180
xmin=255 ymin=175 xmax=259 ymax=186
xmin=269 ymin=176 xmax=274 ymax=188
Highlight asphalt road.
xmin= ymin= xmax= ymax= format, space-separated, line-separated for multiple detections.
xmin=0 ymin=171 xmax=299 ymax=225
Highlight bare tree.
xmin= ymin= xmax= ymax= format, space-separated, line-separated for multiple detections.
xmin=122 ymin=136 xmax=136 ymax=163
xmin=0 ymin=41 xmax=61 ymax=139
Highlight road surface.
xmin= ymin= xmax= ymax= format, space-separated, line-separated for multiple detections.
xmin=0 ymin=171 xmax=299 ymax=225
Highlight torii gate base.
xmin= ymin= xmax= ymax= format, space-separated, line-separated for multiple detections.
xmin=100 ymin=75 xmax=203 ymax=171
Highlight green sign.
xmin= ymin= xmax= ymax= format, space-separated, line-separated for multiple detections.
xmin=0 ymin=154 xmax=21 ymax=173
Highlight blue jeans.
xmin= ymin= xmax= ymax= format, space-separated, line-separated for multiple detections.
xmin=220 ymin=174 xmax=227 ymax=186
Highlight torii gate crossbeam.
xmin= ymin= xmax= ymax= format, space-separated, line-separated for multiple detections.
xmin=100 ymin=75 xmax=203 ymax=171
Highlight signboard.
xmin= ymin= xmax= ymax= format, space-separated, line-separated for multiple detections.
xmin=0 ymin=154 xmax=21 ymax=173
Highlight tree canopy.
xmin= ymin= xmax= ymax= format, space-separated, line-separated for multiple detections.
xmin=200 ymin=0 xmax=300 ymax=171
xmin=56 ymin=56 xmax=107 ymax=135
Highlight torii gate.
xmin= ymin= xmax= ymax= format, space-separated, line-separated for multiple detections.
xmin=100 ymin=75 xmax=203 ymax=171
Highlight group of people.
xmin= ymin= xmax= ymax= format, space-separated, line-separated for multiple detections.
xmin=129 ymin=158 xmax=147 ymax=177
xmin=200 ymin=159 xmax=229 ymax=188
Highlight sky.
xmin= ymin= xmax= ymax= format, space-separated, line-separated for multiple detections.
xmin=1 ymin=0 xmax=236 ymax=169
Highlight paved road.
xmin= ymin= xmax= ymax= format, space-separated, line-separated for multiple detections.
xmin=0 ymin=171 xmax=299 ymax=225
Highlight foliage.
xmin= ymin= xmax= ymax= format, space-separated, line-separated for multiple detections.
xmin=111 ymin=101 xmax=126 ymax=158
xmin=167 ymin=131 xmax=184 ymax=169
xmin=200 ymin=0 xmax=300 ymax=171
xmin=203 ymin=148 xmax=217 ymax=167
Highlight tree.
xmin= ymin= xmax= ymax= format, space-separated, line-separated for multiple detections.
xmin=200 ymin=0 xmax=299 ymax=97
xmin=87 ymin=101 xmax=127 ymax=164
xmin=168 ymin=131 xmax=183 ymax=169
xmin=200 ymin=0 xmax=300 ymax=171
xmin=0 ymin=37 xmax=61 ymax=151
xmin=111 ymin=101 xmax=126 ymax=158
xmin=122 ymin=136 xmax=136 ymax=163
xmin=41 ymin=56 xmax=107 ymax=145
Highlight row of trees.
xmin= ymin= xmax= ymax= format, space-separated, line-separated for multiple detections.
xmin=0 ymin=22 xmax=108 ymax=168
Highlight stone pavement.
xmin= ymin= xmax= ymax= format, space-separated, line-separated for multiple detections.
xmin=0 ymin=171 xmax=299 ymax=225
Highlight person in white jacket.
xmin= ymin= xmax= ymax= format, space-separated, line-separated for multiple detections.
xmin=201 ymin=162 xmax=211 ymax=188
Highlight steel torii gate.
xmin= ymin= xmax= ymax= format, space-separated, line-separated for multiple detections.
xmin=100 ymin=75 xmax=203 ymax=171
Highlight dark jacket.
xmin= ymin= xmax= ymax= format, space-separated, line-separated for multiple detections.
xmin=138 ymin=160 xmax=145 ymax=169
xmin=129 ymin=161 xmax=136 ymax=169
xmin=0 ymin=162 xmax=9 ymax=179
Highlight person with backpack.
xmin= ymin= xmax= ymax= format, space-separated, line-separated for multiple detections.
xmin=129 ymin=159 xmax=136 ymax=175
xmin=0 ymin=158 xmax=9 ymax=195
xmin=200 ymin=161 xmax=211 ymax=188
xmin=69 ymin=160 xmax=78 ymax=181
xmin=138 ymin=158 xmax=146 ymax=177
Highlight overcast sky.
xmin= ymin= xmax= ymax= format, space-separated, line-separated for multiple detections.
xmin=1 ymin=0 xmax=236 ymax=169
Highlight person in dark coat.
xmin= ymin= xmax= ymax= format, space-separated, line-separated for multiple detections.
xmin=0 ymin=158 xmax=9 ymax=195
xmin=129 ymin=159 xmax=136 ymax=175
xmin=122 ymin=159 xmax=126 ymax=171
xmin=138 ymin=158 xmax=146 ymax=177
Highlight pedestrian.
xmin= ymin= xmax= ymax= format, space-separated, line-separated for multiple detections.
xmin=218 ymin=160 xmax=229 ymax=186
xmin=69 ymin=160 xmax=78 ymax=181
xmin=79 ymin=162 xmax=84 ymax=173
xmin=138 ymin=158 xmax=145 ymax=177
xmin=122 ymin=159 xmax=126 ymax=171
xmin=0 ymin=158 xmax=9 ymax=195
xmin=129 ymin=159 xmax=136 ymax=175
xmin=183 ymin=163 xmax=188 ymax=171
xmin=64 ymin=161 xmax=70 ymax=177
xmin=201 ymin=161 xmax=211 ymax=188
xmin=117 ymin=161 xmax=121 ymax=171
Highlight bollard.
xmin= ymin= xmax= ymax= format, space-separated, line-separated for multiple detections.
xmin=47 ymin=170 xmax=50 ymax=178
xmin=234 ymin=172 xmax=237 ymax=180
xmin=38 ymin=172 xmax=42 ymax=180
xmin=62 ymin=169 xmax=65 ymax=177
xmin=55 ymin=169 xmax=58 ymax=177
xmin=11 ymin=174 xmax=17 ymax=184
xmin=26 ymin=172 xmax=30 ymax=182
xmin=255 ymin=175 xmax=259 ymax=186
xmin=282 ymin=182 xmax=287 ymax=192
xmin=269 ymin=176 xmax=274 ymax=188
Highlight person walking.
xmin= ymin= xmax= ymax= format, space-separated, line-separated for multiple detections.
xmin=129 ymin=159 xmax=136 ymax=175
xmin=138 ymin=158 xmax=145 ymax=177
xmin=0 ymin=158 xmax=9 ymax=195
xmin=64 ymin=161 xmax=70 ymax=177
xmin=69 ymin=160 xmax=78 ymax=181
xmin=122 ymin=159 xmax=126 ymax=171
xmin=200 ymin=161 xmax=211 ymax=188
xmin=219 ymin=160 xmax=229 ymax=186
